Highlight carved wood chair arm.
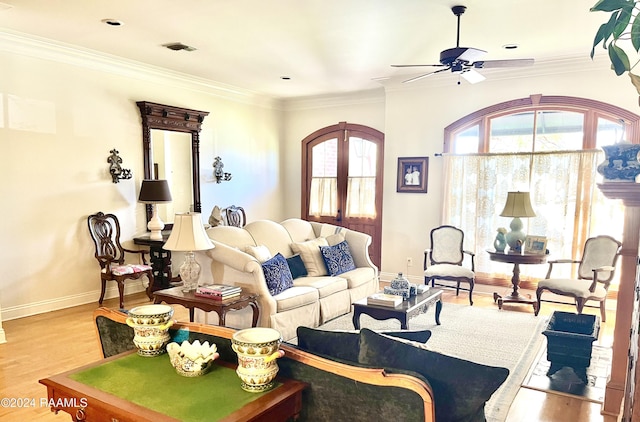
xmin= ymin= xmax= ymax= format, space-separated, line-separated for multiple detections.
xmin=423 ymin=249 xmax=432 ymax=270
xmin=123 ymin=247 xmax=150 ymax=265
xmin=545 ymin=259 xmax=580 ymax=279
xmin=588 ymin=266 xmax=616 ymax=292
xmin=464 ymin=250 xmax=476 ymax=272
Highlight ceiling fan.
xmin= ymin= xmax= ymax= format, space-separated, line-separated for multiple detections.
xmin=392 ymin=5 xmax=534 ymax=84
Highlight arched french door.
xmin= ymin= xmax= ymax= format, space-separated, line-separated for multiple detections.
xmin=301 ymin=122 xmax=384 ymax=268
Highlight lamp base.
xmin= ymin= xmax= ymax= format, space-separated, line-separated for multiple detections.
xmin=506 ymin=217 xmax=526 ymax=252
xmin=179 ymin=251 xmax=201 ymax=292
xmin=148 ymin=204 xmax=165 ymax=241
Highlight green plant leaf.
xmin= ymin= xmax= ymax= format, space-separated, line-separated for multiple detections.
xmin=632 ymin=14 xmax=640 ymax=51
xmin=610 ymin=43 xmax=631 ymax=75
xmin=629 ymin=73 xmax=640 ymax=95
xmin=591 ymin=0 xmax=634 ymax=12
xmin=613 ymin=8 xmax=632 ymax=38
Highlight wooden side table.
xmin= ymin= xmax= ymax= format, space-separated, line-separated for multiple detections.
xmin=488 ymin=250 xmax=547 ymax=313
xmin=153 ymin=286 xmax=260 ymax=326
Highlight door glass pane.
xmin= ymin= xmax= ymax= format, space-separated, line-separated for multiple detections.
xmin=346 ymin=137 xmax=377 ymax=218
xmin=309 ymin=139 xmax=338 ymax=217
xmin=534 ymin=110 xmax=584 ymax=151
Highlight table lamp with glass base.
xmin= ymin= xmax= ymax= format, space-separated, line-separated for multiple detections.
xmin=163 ymin=212 xmax=215 ymax=292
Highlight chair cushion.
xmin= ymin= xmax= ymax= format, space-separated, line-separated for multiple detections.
xmin=286 ymin=254 xmax=308 ymax=279
xmin=290 ymin=237 xmax=329 ymax=276
xmin=358 ymin=328 xmax=509 ymax=422
xmin=107 ymin=264 xmax=152 ymax=276
xmin=261 ymin=253 xmax=294 ymax=296
xmin=424 ymin=263 xmax=474 ymax=279
xmin=537 ymin=278 xmax=607 ymax=299
xmin=319 ymin=240 xmax=356 ymax=276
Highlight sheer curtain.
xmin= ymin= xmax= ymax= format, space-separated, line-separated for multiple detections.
xmin=309 ymin=177 xmax=337 ymax=217
xmin=346 ymin=177 xmax=376 ymax=218
xmin=442 ymin=150 xmax=606 ymax=281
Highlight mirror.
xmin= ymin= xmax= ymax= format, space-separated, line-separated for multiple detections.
xmin=137 ymin=101 xmax=209 ymax=227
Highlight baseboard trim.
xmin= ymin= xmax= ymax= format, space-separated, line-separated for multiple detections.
xmin=2 ymin=284 xmax=147 ymax=321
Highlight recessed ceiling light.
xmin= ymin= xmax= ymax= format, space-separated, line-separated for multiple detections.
xmin=503 ymin=44 xmax=519 ymax=50
xmin=280 ymin=76 xmax=291 ymax=80
xmin=102 ymin=18 xmax=124 ymax=26
xmin=162 ymin=42 xmax=197 ymax=52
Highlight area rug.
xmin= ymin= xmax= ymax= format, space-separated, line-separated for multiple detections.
xmin=314 ymin=303 xmax=548 ymax=422
xmin=522 ymin=343 xmax=612 ymax=403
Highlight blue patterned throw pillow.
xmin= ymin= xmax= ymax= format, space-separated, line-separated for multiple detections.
xmin=262 ymin=253 xmax=294 ymax=296
xmin=319 ymin=241 xmax=356 ymax=276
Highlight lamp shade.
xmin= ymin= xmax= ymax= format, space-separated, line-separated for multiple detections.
xmin=163 ymin=212 xmax=214 ymax=251
xmin=500 ymin=191 xmax=536 ymax=218
xmin=138 ymin=179 xmax=172 ymax=203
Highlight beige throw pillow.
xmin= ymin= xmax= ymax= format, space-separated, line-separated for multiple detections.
xmin=245 ymin=245 xmax=272 ymax=263
xmin=291 ymin=237 xmax=329 ymax=276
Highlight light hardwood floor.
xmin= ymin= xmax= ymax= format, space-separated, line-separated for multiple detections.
xmin=0 ymin=284 xmax=619 ymax=421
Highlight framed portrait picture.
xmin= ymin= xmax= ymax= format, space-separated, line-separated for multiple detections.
xmin=397 ymin=157 xmax=428 ymax=193
xmin=524 ymin=236 xmax=547 ymax=255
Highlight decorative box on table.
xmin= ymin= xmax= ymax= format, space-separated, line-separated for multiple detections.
xmin=542 ymin=311 xmax=600 ymax=381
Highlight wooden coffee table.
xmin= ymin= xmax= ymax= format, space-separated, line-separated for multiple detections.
xmin=153 ymin=286 xmax=259 ymax=326
xmin=352 ymin=288 xmax=443 ymax=330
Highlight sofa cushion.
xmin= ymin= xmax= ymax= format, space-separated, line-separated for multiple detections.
xmin=262 ymin=253 xmax=294 ymax=296
xmin=293 ymin=276 xmax=348 ymax=299
xmin=358 ymin=329 xmax=509 ymax=422
xmin=286 ymin=254 xmax=308 ymax=279
xmin=320 ymin=240 xmax=356 ymax=276
xmin=337 ymin=267 xmax=377 ymax=289
xmin=245 ymin=245 xmax=272 ymax=263
xmin=274 ymin=286 xmax=319 ymax=312
xmin=297 ymin=326 xmax=432 ymax=363
xmin=290 ymin=237 xmax=329 ymax=276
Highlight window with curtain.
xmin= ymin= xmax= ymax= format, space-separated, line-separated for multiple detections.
xmin=442 ymin=95 xmax=639 ymax=289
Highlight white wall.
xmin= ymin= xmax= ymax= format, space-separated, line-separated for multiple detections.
xmin=0 ymin=33 xmax=284 ymax=320
xmin=282 ymin=56 xmax=639 ymax=282
xmin=2 ymin=30 xmax=638 ymax=323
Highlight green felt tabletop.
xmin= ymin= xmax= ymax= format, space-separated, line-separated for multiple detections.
xmin=69 ymin=353 xmax=279 ymax=422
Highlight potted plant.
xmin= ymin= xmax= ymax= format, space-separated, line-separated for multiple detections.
xmin=591 ymin=0 xmax=640 ymax=96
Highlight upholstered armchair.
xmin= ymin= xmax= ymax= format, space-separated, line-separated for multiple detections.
xmin=423 ymin=225 xmax=475 ymax=305
xmin=535 ymin=235 xmax=621 ymax=322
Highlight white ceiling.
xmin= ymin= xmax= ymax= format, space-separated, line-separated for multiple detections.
xmin=0 ymin=0 xmax=609 ymax=99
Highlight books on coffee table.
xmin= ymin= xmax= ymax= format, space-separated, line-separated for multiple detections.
xmin=195 ymin=284 xmax=242 ymax=300
xmin=367 ymin=293 xmax=403 ymax=308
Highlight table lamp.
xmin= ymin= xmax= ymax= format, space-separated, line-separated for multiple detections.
xmin=500 ymin=191 xmax=536 ymax=252
xmin=138 ymin=179 xmax=172 ymax=241
xmin=163 ymin=212 xmax=215 ymax=292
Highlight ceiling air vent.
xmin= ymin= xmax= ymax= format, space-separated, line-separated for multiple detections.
xmin=162 ymin=42 xmax=197 ymax=52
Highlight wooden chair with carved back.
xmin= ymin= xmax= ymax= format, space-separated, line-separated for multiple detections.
xmin=222 ymin=205 xmax=246 ymax=227
xmin=87 ymin=212 xmax=155 ymax=309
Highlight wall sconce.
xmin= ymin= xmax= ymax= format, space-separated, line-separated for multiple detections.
xmin=108 ymin=148 xmax=132 ymax=183
xmin=213 ymin=156 xmax=232 ymax=183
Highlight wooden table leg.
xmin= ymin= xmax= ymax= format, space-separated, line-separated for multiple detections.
xmin=435 ymin=300 xmax=442 ymax=325
xmin=352 ymin=309 xmax=362 ymax=330
xmin=249 ymin=300 xmax=259 ymax=327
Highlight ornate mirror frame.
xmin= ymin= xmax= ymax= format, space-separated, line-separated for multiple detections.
xmin=136 ymin=101 xmax=210 ymax=224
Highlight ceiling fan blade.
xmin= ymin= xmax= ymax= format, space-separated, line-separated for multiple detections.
xmin=391 ymin=64 xmax=446 ymax=68
xmin=473 ymin=58 xmax=534 ymax=68
xmin=457 ymin=48 xmax=486 ymax=64
xmin=461 ymin=69 xmax=485 ymax=84
xmin=402 ymin=67 xmax=450 ymax=84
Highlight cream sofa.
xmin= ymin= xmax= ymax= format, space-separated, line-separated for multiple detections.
xmin=197 ymin=218 xmax=379 ymax=341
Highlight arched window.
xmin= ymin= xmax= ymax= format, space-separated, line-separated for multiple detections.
xmin=442 ymin=95 xmax=639 ymax=292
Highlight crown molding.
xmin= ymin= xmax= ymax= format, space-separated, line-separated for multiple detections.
xmin=0 ymin=28 xmax=282 ymax=110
